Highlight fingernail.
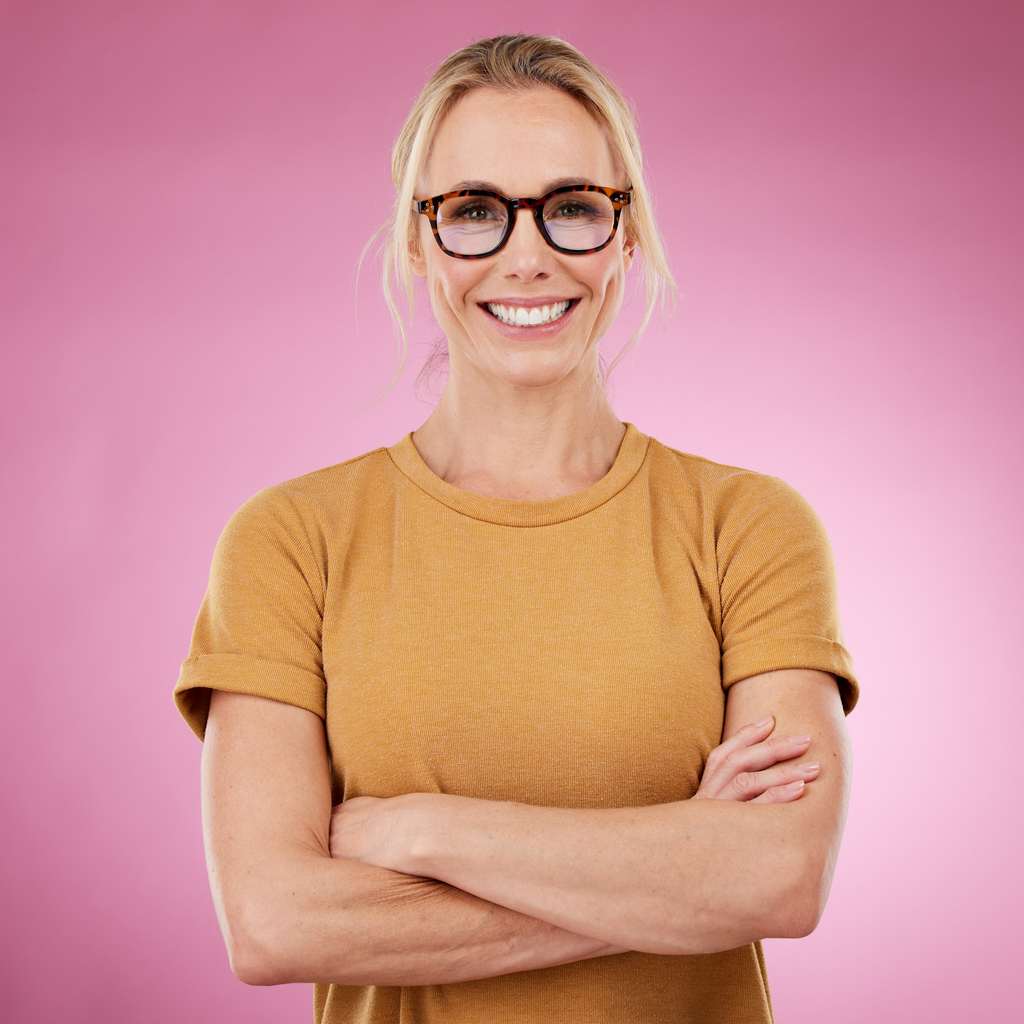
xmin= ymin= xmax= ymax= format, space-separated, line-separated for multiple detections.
xmin=798 ymin=762 xmax=820 ymax=775
xmin=789 ymin=735 xmax=811 ymax=744
xmin=789 ymin=780 xmax=805 ymax=791
xmin=754 ymin=716 xmax=773 ymax=727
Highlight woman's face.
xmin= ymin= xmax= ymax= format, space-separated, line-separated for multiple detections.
xmin=412 ymin=86 xmax=635 ymax=391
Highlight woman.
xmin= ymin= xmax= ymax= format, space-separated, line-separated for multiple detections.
xmin=175 ymin=34 xmax=857 ymax=1024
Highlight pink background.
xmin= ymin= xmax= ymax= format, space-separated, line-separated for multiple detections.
xmin=2 ymin=1 xmax=1022 ymax=1020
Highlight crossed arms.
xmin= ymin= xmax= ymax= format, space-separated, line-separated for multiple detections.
xmin=201 ymin=668 xmax=851 ymax=987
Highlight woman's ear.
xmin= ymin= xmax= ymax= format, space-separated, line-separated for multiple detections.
xmin=622 ymin=235 xmax=638 ymax=273
xmin=409 ymin=228 xmax=428 ymax=278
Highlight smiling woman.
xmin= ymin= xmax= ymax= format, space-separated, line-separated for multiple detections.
xmin=174 ymin=34 xmax=858 ymax=1024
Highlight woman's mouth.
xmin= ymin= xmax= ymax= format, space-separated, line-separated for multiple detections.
xmin=484 ymin=300 xmax=572 ymax=327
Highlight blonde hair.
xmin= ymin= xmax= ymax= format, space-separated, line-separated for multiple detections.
xmin=378 ymin=34 xmax=675 ymax=383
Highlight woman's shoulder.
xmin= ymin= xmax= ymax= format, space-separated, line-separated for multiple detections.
xmin=217 ymin=443 xmax=403 ymax=551
xmin=269 ymin=444 xmax=396 ymax=501
xmin=643 ymin=435 xmax=811 ymax=513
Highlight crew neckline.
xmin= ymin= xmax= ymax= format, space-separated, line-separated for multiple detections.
xmin=387 ymin=423 xmax=650 ymax=527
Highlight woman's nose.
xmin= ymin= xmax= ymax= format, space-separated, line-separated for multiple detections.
xmin=499 ymin=208 xmax=551 ymax=271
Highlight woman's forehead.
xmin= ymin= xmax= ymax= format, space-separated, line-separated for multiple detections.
xmin=421 ymin=86 xmax=623 ymax=196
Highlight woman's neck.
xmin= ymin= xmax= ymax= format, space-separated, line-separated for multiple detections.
xmin=412 ymin=368 xmax=625 ymax=502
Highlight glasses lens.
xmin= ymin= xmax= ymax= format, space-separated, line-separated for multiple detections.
xmin=543 ymin=190 xmax=615 ymax=252
xmin=436 ymin=194 xmax=508 ymax=256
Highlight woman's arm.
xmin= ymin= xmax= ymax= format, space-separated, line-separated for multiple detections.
xmin=202 ymin=690 xmax=628 ymax=987
xmin=331 ymin=668 xmax=852 ymax=956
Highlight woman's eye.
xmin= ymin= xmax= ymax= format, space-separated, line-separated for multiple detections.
xmin=553 ymin=201 xmax=592 ymax=218
xmin=455 ymin=203 xmax=496 ymax=221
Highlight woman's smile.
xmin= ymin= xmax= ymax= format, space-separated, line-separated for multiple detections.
xmin=483 ymin=299 xmax=573 ymax=328
xmin=477 ymin=297 xmax=580 ymax=342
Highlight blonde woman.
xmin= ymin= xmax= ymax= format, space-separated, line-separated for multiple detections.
xmin=176 ymin=34 xmax=857 ymax=1024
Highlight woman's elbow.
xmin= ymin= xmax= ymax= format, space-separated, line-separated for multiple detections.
xmin=768 ymin=849 xmax=832 ymax=939
xmin=220 ymin=899 xmax=299 ymax=987
xmin=772 ymin=895 xmax=824 ymax=939
xmin=229 ymin=945 xmax=293 ymax=987
xmin=230 ymin=948 xmax=287 ymax=987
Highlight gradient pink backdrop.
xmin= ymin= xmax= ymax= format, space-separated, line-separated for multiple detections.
xmin=2 ymin=1 xmax=1022 ymax=1020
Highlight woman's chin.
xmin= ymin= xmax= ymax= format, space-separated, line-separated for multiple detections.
xmin=487 ymin=351 xmax=593 ymax=391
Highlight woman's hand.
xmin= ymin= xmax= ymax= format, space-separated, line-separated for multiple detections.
xmin=692 ymin=716 xmax=819 ymax=803
xmin=329 ymin=794 xmax=422 ymax=869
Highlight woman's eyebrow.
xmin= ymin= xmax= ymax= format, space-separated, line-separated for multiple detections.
xmin=450 ymin=176 xmax=594 ymax=194
xmin=451 ymin=180 xmax=502 ymax=191
xmin=542 ymin=176 xmax=593 ymax=191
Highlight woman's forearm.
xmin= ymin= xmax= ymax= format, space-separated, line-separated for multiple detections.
xmin=381 ymin=794 xmax=825 ymax=955
xmin=224 ymin=848 xmax=627 ymax=986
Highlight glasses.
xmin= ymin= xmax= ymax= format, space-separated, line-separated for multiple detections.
xmin=415 ymin=185 xmax=632 ymax=259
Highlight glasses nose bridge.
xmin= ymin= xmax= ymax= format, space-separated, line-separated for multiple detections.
xmin=508 ymin=196 xmax=545 ymax=212
xmin=503 ymin=196 xmax=549 ymax=254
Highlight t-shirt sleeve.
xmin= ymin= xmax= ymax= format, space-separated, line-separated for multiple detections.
xmin=716 ymin=472 xmax=859 ymax=713
xmin=174 ymin=487 xmax=327 ymax=740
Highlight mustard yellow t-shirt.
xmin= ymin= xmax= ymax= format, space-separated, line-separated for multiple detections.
xmin=175 ymin=424 xmax=857 ymax=1024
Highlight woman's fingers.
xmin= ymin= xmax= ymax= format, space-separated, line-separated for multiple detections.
xmin=721 ymin=761 xmax=820 ymax=802
xmin=724 ymin=733 xmax=812 ymax=777
xmin=709 ymin=716 xmax=776 ymax=763
xmin=696 ymin=717 xmax=773 ymax=795
xmin=751 ymin=779 xmax=809 ymax=804
xmin=696 ymin=722 xmax=813 ymax=800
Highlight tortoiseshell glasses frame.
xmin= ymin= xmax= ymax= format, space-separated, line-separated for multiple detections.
xmin=414 ymin=185 xmax=633 ymax=259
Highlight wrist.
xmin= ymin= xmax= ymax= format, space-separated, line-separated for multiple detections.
xmin=392 ymin=792 xmax=452 ymax=876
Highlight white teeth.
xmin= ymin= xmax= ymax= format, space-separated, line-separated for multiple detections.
xmin=486 ymin=300 xmax=571 ymax=327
